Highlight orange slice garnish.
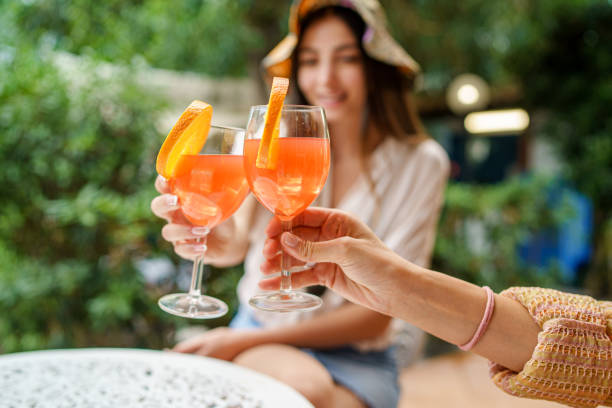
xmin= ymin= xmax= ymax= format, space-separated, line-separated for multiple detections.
xmin=156 ymin=100 xmax=213 ymax=179
xmin=256 ymin=77 xmax=289 ymax=169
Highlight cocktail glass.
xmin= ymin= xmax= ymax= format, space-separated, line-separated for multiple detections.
xmin=159 ymin=125 xmax=249 ymax=318
xmin=244 ymin=105 xmax=330 ymax=312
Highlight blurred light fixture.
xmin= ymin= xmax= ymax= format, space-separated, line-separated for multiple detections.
xmin=464 ymin=108 xmax=530 ymax=135
xmin=446 ymin=74 xmax=490 ymax=115
xmin=457 ymin=84 xmax=480 ymax=105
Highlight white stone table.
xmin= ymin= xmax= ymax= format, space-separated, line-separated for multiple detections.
xmin=0 ymin=348 xmax=313 ymax=408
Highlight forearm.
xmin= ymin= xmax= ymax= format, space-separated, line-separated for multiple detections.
xmin=249 ymin=304 xmax=392 ymax=349
xmin=392 ymin=261 xmax=540 ymax=372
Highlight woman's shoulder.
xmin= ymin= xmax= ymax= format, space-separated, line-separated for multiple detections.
xmin=382 ymin=136 xmax=450 ymax=173
xmin=412 ymin=137 xmax=449 ymax=165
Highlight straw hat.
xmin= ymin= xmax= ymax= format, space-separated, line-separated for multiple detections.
xmin=261 ymin=0 xmax=421 ymax=80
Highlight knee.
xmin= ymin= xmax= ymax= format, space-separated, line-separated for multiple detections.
xmin=233 ymin=344 xmax=275 ymax=367
xmin=296 ymin=378 xmax=334 ymax=408
xmin=234 ymin=345 xmax=335 ymax=408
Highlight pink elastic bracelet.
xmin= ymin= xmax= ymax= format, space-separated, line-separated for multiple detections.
xmin=458 ymin=286 xmax=495 ymax=351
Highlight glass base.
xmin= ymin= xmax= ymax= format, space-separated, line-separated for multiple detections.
xmin=249 ymin=291 xmax=322 ymax=312
xmin=158 ymin=293 xmax=228 ymax=319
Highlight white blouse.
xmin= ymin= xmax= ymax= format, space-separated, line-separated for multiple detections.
xmin=236 ymin=137 xmax=450 ymax=351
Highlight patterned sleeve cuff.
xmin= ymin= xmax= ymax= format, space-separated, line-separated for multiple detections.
xmin=488 ymin=287 xmax=612 ymax=408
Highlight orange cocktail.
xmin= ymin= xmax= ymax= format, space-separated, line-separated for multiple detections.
xmin=157 ymin=115 xmax=249 ymax=319
xmin=173 ymin=154 xmax=249 ymax=228
xmin=243 ymin=137 xmax=330 ymax=221
xmin=244 ymin=102 xmax=330 ymax=312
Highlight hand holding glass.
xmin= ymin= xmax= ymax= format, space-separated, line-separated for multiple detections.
xmin=244 ymin=105 xmax=330 ymax=312
xmin=158 ymin=125 xmax=249 ymax=319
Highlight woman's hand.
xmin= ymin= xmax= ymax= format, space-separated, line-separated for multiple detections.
xmin=262 ymin=208 xmax=542 ymax=373
xmin=260 ymin=207 xmax=413 ymax=316
xmin=172 ymin=327 xmax=259 ymax=361
xmin=150 ymin=175 xmax=239 ymax=262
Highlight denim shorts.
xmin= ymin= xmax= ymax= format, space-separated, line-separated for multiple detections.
xmin=230 ymin=307 xmax=400 ymax=408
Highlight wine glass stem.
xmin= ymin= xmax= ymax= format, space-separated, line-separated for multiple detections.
xmin=280 ymin=219 xmax=293 ymax=294
xmin=188 ymin=235 xmax=208 ymax=298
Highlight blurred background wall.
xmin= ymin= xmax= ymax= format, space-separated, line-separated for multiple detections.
xmin=0 ymin=0 xmax=610 ymax=353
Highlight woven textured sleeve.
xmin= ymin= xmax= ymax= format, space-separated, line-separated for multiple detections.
xmin=489 ymin=287 xmax=612 ymax=407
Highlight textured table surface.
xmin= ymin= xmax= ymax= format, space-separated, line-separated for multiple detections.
xmin=0 ymin=348 xmax=313 ymax=408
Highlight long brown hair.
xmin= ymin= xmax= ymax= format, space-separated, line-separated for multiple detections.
xmin=291 ymin=6 xmax=425 ymax=247
xmin=290 ymin=5 xmax=427 ymax=157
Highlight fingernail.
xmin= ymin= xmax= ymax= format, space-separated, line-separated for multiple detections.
xmin=192 ymin=244 xmax=207 ymax=252
xmin=166 ymin=195 xmax=178 ymax=207
xmin=192 ymin=227 xmax=210 ymax=236
xmin=283 ymin=233 xmax=298 ymax=248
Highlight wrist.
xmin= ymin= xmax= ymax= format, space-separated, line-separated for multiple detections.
xmin=392 ymin=264 xmax=494 ymax=347
xmin=242 ymin=328 xmax=276 ymax=348
xmin=386 ymin=257 xmax=425 ymax=319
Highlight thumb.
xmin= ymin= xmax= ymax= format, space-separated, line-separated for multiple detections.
xmin=281 ymin=232 xmax=348 ymax=264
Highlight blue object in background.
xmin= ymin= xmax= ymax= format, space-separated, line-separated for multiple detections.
xmin=519 ymin=186 xmax=593 ymax=283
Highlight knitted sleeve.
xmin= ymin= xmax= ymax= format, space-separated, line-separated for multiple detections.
xmin=489 ymin=287 xmax=612 ymax=408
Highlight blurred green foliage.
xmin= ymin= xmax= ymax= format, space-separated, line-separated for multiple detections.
xmin=0 ymin=15 xmax=179 ymax=352
xmin=433 ymin=177 xmax=569 ymax=293
xmin=503 ymin=2 xmax=612 ymax=295
xmin=0 ymin=40 xmax=163 ymax=352
xmin=0 ymin=3 xmax=248 ymax=352
xmin=7 ymin=0 xmax=273 ymax=77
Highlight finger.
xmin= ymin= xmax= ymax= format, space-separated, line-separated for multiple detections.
xmin=260 ymin=255 xmax=281 ymax=275
xmin=162 ymin=224 xmax=210 ymax=243
xmin=172 ymin=336 xmax=206 ymax=353
xmin=174 ymin=242 xmax=207 ymax=260
xmin=281 ymin=232 xmax=354 ymax=264
xmin=155 ymin=175 xmax=171 ymax=194
xmin=289 ymin=226 xmax=322 ymax=242
xmin=262 ymin=227 xmax=320 ymax=258
xmin=262 ymin=238 xmax=282 ymax=259
xmin=193 ymin=346 xmax=213 ymax=357
xmin=151 ymin=194 xmax=181 ymax=221
xmin=258 ymin=269 xmax=321 ymax=290
xmin=265 ymin=207 xmax=337 ymax=237
xmin=260 ymin=253 xmax=316 ymax=276
xmin=261 ymin=244 xmax=310 ymax=274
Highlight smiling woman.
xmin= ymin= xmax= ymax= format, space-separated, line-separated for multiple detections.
xmin=292 ymin=6 xmax=426 ymax=152
xmin=151 ymin=1 xmax=450 ymax=407
xmin=295 ymin=14 xmax=368 ymax=125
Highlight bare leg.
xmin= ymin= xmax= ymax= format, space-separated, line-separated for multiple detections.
xmin=333 ymin=383 xmax=367 ymax=408
xmin=234 ymin=344 xmax=366 ymax=408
